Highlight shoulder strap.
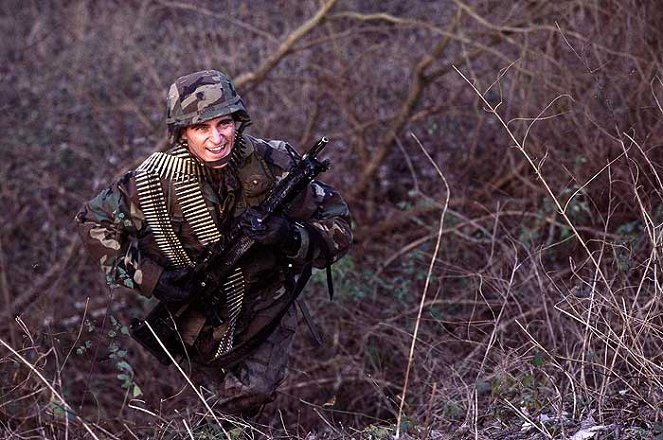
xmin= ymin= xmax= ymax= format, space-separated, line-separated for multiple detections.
xmin=302 ymin=223 xmax=335 ymax=300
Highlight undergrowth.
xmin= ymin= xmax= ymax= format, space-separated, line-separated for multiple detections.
xmin=2 ymin=0 xmax=663 ymax=439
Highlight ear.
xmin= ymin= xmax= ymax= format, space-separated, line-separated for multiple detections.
xmin=180 ymin=128 xmax=189 ymax=141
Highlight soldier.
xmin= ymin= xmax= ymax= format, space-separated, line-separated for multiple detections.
xmin=75 ymin=70 xmax=352 ymax=419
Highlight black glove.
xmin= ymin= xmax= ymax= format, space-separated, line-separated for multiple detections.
xmin=153 ymin=268 xmax=194 ymax=303
xmin=243 ymin=208 xmax=301 ymax=254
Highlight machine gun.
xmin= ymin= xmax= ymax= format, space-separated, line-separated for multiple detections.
xmin=130 ymin=137 xmax=330 ymax=365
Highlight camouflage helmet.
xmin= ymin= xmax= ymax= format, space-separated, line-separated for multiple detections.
xmin=166 ymin=70 xmax=250 ymax=140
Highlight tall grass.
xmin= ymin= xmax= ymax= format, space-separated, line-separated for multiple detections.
xmin=1 ymin=0 xmax=662 ymax=438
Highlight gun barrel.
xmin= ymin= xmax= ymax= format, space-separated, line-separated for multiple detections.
xmin=305 ymin=136 xmax=329 ymax=159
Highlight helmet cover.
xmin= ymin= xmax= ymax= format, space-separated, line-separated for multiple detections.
xmin=166 ymin=70 xmax=250 ymax=139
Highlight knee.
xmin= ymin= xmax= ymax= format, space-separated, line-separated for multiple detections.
xmin=225 ymin=383 xmax=276 ymax=419
xmin=218 ymin=368 xmax=283 ymax=417
xmin=244 ymin=373 xmax=282 ymax=405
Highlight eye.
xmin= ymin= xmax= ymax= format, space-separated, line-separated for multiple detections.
xmin=218 ymin=118 xmax=233 ymax=127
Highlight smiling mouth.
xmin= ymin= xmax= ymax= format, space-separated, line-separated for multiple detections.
xmin=208 ymin=145 xmax=226 ymax=153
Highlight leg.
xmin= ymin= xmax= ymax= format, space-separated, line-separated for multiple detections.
xmin=196 ymin=305 xmax=298 ymax=419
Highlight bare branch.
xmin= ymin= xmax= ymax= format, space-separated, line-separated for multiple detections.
xmin=234 ymin=0 xmax=339 ymax=90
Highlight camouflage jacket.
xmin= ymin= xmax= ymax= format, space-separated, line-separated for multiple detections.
xmin=76 ymin=135 xmax=352 ymax=361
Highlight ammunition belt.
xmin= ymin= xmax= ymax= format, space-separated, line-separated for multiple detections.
xmin=135 ymin=146 xmax=222 ymax=268
xmin=214 ymin=266 xmax=246 ymax=358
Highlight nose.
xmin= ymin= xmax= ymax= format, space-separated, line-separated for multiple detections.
xmin=210 ymin=127 xmax=222 ymax=143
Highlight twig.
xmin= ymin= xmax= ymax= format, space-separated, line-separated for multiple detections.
xmin=143 ymin=322 xmax=261 ymax=438
xmin=562 ymin=150 xmax=628 ymax=214
xmin=422 ymin=381 xmax=437 ymax=439
xmin=395 ymin=133 xmax=450 ymax=438
xmin=503 ymin=398 xmax=553 ymax=439
xmin=452 ymin=64 xmax=619 ymax=313
xmin=0 ymin=336 xmax=101 ymax=440
xmin=349 ymin=9 xmax=462 ymax=200
xmin=650 ymin=75 xmax=663 ymax=116
xmin=454 ymin=0 xmax=647 ymax=64
xmin=395 ymin=137 xmax=420 ymax=195
xmin=144 ymin=322 xmax=228 ymax=436
xmin=0 ymin=233 xmax=16 ymax=347
xmin=0 ymin=240 xmax=81 ymax=326
xmin=234 ymin=0 xmax=339 ymax=90
xmin=181 ymin=418 xmax=195 ymax=440
xmin=153 ymin=0 xmax=278 ymax=42
xmin=61 ymin=297 xmax=90 ymax=369
xmin=122 ymin=423 xmax=141 ymax=440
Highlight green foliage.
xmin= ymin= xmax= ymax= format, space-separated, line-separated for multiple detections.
xmin=311 ymin=256 xmax=372 ymax=300
xmin=313 ymin=247 xmax=435 ymax=305
xmin=653 ymin=422 xmax=663 ymax=440
xmin=47 ymin=394 xmax=76 ymax=421
xmin=519 ymin=190 xmax=590 ymax=247
xmin=478 ymin=352 xmax=551 ymax=417
xmin=399 ymin=417 xmax=416 ymax=436
xmin=428 ymin=305 xmax=445 ymax=321
xmin=2 ymin=0 xmax=662 ymax=437
xmin=370 ymin=251 xmax=433 ymax=301
xmin=442 ymin=400 xmax=464 ymax=420
xmin=362 ymin=424 xmax=393 ymax=439
xmin=616 ymin=220 xmax=642 ymax=238
xmin=475 ymin=378 xmax=492 ymax=396
xmin=108 ymin=316 xmax=142 ymax=398
xmin=75 ymin=340 xmax=92 ymax=356
xmin=360 ymin=417 xmax=416 ymax=439
xmin=365 ymin=342 xmax=381 ymax=370
xmin=532 ymin=351 xmax=546 ymax=368
xmin=189 ymin=424 xmax=243 ymax=439
xmin=75 ymin=319 xmax=96 ymax=355
xmin=613 ymin=220 xmax=643 ymax=272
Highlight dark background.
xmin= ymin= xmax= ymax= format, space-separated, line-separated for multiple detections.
xmin=2 ymin=1 xmax=663 ymax=438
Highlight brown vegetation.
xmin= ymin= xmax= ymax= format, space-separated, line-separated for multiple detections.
xmin=2 ymin=0 xmax=663 ymax=438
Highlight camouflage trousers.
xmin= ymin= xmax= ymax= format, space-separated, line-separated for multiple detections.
xmin=191 ymin=305 xmax=298 ymax=419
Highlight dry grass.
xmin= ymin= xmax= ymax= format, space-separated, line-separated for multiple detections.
xmin=2 ymin=0 xmax=663 ymax=438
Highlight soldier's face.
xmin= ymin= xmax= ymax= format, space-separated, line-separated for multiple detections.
xmin=181 ymin=115 xmax=236 ymax=166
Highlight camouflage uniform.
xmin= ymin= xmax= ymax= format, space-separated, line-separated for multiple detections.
xmin=75 ymin=70 xmax=352 ymax=418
